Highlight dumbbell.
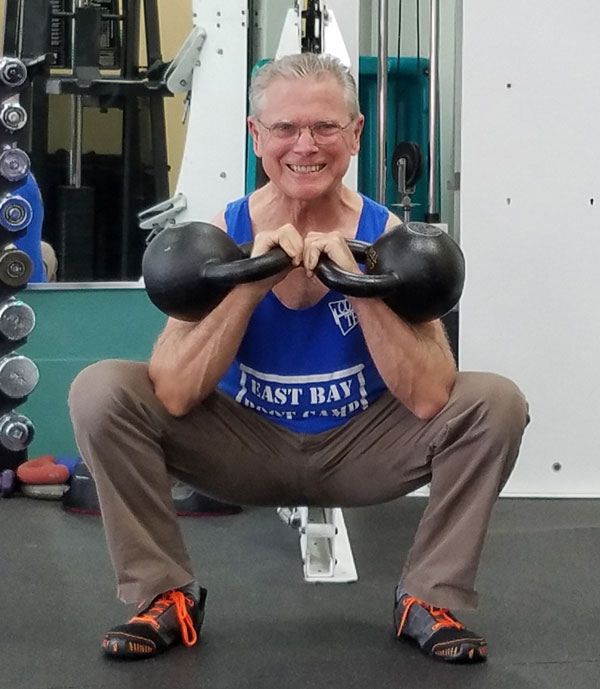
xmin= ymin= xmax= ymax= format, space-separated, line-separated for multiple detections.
xmin=0 ymin=410 xmax=34 ymax=452
xmin=0 ymin=297 xmax=35 ymax=341
xmin=0 ymin=354 xmax=39 ymax=400
xmin=0 ymin=194 xmax=33 ymax=232
xmin=0 ymin=101 xmax=28 ymax=132
xmin=0 ymin=246 xmax=34 ymax=287
xmin=0 ymin=57 xmax=27 ymax=88
xmin=0 ymin=468 xmax=15 ymax=496
xmin=0 ymin=147 xmax=30 ymax=182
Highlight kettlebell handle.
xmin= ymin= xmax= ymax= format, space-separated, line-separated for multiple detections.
xmin=202 ymin=246 xmax=290 ymax=285
xmin=316 ymin=240 xmax=401 ymax=298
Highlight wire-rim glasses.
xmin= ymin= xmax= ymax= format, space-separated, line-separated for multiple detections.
xmin=256 ymin=118 xmax=354 ymax=144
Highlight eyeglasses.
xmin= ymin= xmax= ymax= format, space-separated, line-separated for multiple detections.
xmin=256 ymin=119 xmax=354 ymax=144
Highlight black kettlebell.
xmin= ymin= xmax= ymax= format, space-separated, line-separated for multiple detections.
xmin=142 ymin=222 xmax=291 ymax=321
xmin=316 ymin=223 xmax=465 ymax=323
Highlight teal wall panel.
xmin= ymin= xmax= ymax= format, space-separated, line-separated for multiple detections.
xmin=17 ymin=287 xmax=166 ymax=458
xmin=357 ymin=56 xmax=431 ymax=215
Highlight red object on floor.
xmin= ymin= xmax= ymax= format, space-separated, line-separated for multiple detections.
xmin=17 ymin=455 xmax=71 ymax=485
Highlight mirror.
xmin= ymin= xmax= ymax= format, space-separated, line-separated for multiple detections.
xmin=0 ymin=0 xmax=191 ymax=286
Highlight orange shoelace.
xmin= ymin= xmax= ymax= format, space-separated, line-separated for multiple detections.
xmin=130 ymin=590 xmax=198 ymax=647
xmin=396 ymin=596 xmax=464 ymax=637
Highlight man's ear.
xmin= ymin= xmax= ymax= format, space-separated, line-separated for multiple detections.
xmin=248 ymin=117 xmax=262 ymax=158
xmin=350 ymin=114 xmax=365 ymax=156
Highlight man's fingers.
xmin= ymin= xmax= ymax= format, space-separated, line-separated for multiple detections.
xmin=251 ymin=225 xmax=303 ymax=265
xmin=303 ymin=232 xmax=360 ymax=276
xmin=279 ymin=232 xmax=304 ymax=265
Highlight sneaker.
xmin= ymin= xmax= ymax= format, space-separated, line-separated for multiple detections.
xmin=102 ymin=586 xmax=208 ymax=659
xmin=393 ymin=588 xmax=487 ymax=662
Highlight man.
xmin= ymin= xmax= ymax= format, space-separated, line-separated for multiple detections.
xmin=69 ymin=53 xmax=529 ymax=664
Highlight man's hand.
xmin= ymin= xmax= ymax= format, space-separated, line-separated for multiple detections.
xmin=248 ymin=223 xmax=305 ymax=291
xmin=303 ymin=231 xmax=361 ymax=279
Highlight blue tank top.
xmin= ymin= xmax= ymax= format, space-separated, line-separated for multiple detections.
xmin=12 ymin=173 xmax=46 ymax=283
xmin=217 ymin=193 xmax=390 ymax=433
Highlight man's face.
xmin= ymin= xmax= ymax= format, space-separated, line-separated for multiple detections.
xmin=248 ymin=76 xmax=364 ymax=201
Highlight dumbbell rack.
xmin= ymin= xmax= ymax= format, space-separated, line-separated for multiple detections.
xmin=0 ymin=56 xmax=40 ymax=497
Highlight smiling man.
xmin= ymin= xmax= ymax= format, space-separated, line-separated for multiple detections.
xmin=69 ymin=53 xmax=529 ymax=665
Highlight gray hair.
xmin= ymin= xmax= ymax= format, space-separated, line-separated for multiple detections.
xmin=249 ymin=53 xmax=360 ymax=119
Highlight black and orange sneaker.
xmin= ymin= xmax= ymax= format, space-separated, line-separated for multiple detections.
xmin=102 ymin=586 xmax=207 ymax=659
xmin=393 ymin=587 xmax=487 ymax=663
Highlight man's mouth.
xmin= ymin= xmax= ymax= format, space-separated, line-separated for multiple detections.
xmin=287 ymin=164 xmax=326 ymax=174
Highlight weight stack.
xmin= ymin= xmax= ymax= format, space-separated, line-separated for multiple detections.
xmin=0 ymin=55 xmax=39 ymax=478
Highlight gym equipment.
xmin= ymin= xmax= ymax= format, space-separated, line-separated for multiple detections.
xmin=0 ymin=101 xmax=27 ymax=132
xmin=143 ymin=221 xmax=464 ymax=324
xmin=0 ymin=56 xmax=27 ymax=88
xmin=0 ymin=297 xmax=35 ymax=341
xmin=0 ymin=246 xmax=33 ymax=288
xmin=171 ymin=480 xmax=242 ymax=516
xmin=0 ymin=467 xmax=15 ymax=495
xmin=142 ymin=222 xmax=291 ymax=321
xmin=63 ymin=462 xmax=100 ymax=514
xmin=0 ymin=12 xmax=42 ymax=475
xmin=278 ymin=506 xmax=357 ymax=583
xmin=55 ymin=455 xmax=82 ymax=475
xmin=16 ymin=454 xmax=70 ymax=484
xmin=0 ymin=410 xmax=34 ymax=452
xmin=0 ymin=193 xmax=33 ymax=231
xmin=392 ymin=142 xmax=424 ymax=191
xmin=316 ymin=222 xmax=465 ymax=323
xmin=3 ymin=0 xmax=172 ymax=282
xmin=391 ymin=141 xmax=424 ymax=223
xmin=0 ymin=147 xmax=30 ymax=182
xmin=0 ymin=354 xmax=39 ymax=399
xmin=22 ymin=483 xmax=67 ymax=500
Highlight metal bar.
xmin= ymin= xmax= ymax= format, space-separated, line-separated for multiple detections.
xmin=120 ymin=0 xmax=141 ymax=278
xmin=376 ymin=0 xmax=388 ymax=205
xmin=143 ymin=0 xmax=169 ymax=201
xmin=426 ymin=0 xmax=440 ymax=221
xmin=69 ymin=95 xmax=83 ymax=187
xmin=142 ymin=0 xmax=162 ymax=67
xmin=69 ymin=1 xmax=82 ymax=188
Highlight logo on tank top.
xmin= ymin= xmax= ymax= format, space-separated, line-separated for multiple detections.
xmin=235 ymin=364 xmax=369 ymax=421
xmin=328 ymin=298 xmax=358 ymax=336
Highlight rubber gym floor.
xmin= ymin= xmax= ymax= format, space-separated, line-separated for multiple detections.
xmin=1 ymin=494 xmax=598 ymax=689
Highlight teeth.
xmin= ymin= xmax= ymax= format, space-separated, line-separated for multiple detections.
xmin=289 ymin=164 xmax=325 ymax=173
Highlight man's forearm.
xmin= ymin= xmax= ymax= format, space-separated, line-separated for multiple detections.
xmin=149 ymin=283 xmax=267 ymax=416
xmin=349 ymin=297 xmax=457 ymax=419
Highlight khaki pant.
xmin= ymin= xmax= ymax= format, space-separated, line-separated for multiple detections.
xmin=68 ymin=361 xmax=529 ymax=609
xmin=41 ymin=241 xmax=58 ymax=281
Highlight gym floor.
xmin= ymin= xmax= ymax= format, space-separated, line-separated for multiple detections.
xmin=1 ymin=495 xmax=598 ymax=689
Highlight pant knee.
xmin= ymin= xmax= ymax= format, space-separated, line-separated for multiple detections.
xmin=454 ymin=372 xmax=529 ymax=439
xmin=68 ymin=359 xmax=149 ymax=433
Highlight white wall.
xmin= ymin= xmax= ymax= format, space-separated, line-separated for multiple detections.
xmin=459 ymin=0 xmax=600 ymax=496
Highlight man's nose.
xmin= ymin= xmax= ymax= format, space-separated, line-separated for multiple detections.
xmin=293 ymin=127 xmax=319 ymax=149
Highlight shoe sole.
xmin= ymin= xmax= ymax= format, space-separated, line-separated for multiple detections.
xmin=397 ymin=633 xmax=488 ymax=664
xmin=431 ymin=640 xmax=488 ymax=663
xmin=102 ymin=632 xmax=159 ymax=659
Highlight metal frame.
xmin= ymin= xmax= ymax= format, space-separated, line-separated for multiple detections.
xmin=278 ymin=506 xmax=358 ymax=583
